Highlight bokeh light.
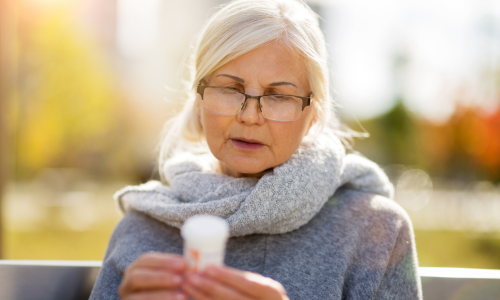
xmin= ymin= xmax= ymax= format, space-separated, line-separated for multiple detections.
xmin=396 ymin=169 xmax=433 ymax=211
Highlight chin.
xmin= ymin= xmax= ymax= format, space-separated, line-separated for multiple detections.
xmin=225 ymin=159 xmax=270 ymax=177
xmin=234 ymin=165 xmax=267 ymax=175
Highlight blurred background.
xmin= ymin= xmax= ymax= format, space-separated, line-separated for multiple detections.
xmin=0 ymin=0 xmax=499 ymax=269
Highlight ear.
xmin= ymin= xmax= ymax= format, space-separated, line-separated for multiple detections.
xmin=305 ymin=116 xmax=316 ymax=136
xmin=304 ymin=102 xmax=317 ymax=136
xmin=196 ymin=93 xmax=202 ymax=118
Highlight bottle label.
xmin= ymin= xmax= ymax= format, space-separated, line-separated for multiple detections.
xmin=184 ymin=246 xmax=225 ymax=273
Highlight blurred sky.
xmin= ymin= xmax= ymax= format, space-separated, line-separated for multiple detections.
xmin=321 ymin=0 xmax=500 ymax=121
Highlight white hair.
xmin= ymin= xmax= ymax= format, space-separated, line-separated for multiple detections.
xmin=158 ymin=0 xmax=349 ymax=180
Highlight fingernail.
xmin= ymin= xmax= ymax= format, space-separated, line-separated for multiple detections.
xmin=206 ymin=267 xmax=217 ymax=276
xmin=174 ymin=293 xmax=185 ymax=300
xmin=190 ymin=274 xmax=201 ymax=285
xmin=172 ymin=259 xmax=184 ymax=268
xmin=173 ymin=275 xmax=182 ymax=284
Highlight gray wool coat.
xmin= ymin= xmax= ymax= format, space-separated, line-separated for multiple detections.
xmin=89 ymin=186 xmax=422 ymax=299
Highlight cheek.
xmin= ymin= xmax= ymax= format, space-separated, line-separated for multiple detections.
xmin=269 ymin=122 xmax=308 ymax=162
xmin=201 ymin=111 xmax=231 ymax=152
xmin=269 ymin=108 xmax=314 ymax=163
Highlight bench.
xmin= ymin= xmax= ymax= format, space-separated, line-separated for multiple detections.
xmin=1 ymin=260 xmax=499 ymax=300
xmin=0 ymin=260 xmax=100 ymax=300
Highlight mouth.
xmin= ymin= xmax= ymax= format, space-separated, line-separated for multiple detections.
xmin=230 ymin=137 xmax=265 ymax=150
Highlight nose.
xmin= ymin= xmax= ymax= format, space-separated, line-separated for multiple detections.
xmin=237 ymin=97 xmax=265 ymax=125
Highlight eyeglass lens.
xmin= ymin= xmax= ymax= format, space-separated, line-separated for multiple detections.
xmin=202 ymin=87 xmax=303 ymax=121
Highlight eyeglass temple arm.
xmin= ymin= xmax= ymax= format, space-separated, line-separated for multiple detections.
xmin=302 ymin=94 xmax=313 ymax=111
xmin=197 ymin=85 xmax=207 ymax=99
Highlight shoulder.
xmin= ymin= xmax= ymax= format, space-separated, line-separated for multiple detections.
xmin=322 ymin=189 xmax=422 ymax=298
xmin=317 ymin=187 xmax=416 ymax=258
xmin=328 ymin=187 xmax=413 ymax=234
xmin=91 ymin=211 xmax=184 ymax=299
xmin=112 ymin=210 xmax=174 ymax=238
xmin=104 ymin=211 xmax=184 ymax=271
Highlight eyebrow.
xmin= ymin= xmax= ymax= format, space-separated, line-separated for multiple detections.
xmin=215 ymin=74 xmax=297 ymax=88
xmin=215 ymin=74 xmax=244 ymax=83
xmin=269 ymin=81 xmax=297 ymax=88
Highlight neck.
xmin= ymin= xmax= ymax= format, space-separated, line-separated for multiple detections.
xmin=217 ymin=161 xmax=268 ymax=178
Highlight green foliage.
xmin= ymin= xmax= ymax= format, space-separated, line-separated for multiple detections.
xmin=348 ymin=99 xmax=419 ymax=166
xmin=348 ymin=99 xmax=500 ymax=182
xmin=415 ymin=230 xmax=500 ymax=269
xmin=14 ymin=7 xmax=134 ymax=179
xmin=4 ymin=227 xmax=114 ymax=260
xmin=375 ymin=99 xmax=419 ymax=165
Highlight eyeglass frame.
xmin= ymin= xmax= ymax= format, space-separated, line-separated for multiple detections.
xmin=197 ymin=84 xmax=313 ymax=114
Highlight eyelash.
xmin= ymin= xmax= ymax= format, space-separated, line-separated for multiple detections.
xmin=222 ymin=84 xmax=243 ymax=91
xmin=223 ymin=86 xmax=282 ymax=95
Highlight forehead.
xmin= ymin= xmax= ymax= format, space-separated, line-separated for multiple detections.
xmin=209 ymin=41 xmax=309 ymax=86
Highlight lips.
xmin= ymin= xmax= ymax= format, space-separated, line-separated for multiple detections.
xmin=230 ymin=137 xmax=265 ymax=150
xmin=232 ymin=137 xmax=264 ymax=145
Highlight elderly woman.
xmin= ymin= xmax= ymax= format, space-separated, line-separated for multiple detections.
xmin=90 ymin=0 xmax=422 ymax=299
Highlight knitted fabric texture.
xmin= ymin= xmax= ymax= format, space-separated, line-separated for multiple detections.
xmin=114 ymin=132 xmax=394 ymax=237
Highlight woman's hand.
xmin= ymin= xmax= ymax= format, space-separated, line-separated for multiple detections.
xmin=182 ymin=265 xmax=290 ymax=300
xmin=118 ymin=252 xmax=188 ymax=300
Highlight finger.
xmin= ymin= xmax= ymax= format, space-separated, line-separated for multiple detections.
xmin=182 ymin=281 xmax=213 ymax=300
xmin=204 ymin=266 xmax=285 ymax=298
xmin=119 ymin=269 xmax=183 ymax=295
xmin=203 ymin=266 xmax=267 ymax=296
xmin=128 ymin=252 xmax=186 ymax=272
xmin=185 ymin=273 xmax=250 ymax=300
xmin=122 ymin=290 xmax=187 ymax=300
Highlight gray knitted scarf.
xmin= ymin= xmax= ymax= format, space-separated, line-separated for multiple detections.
xmin=115 ymin=132 xmax=393 ymax=237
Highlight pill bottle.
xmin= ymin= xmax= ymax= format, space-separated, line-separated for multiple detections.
xmin=181 ymin=215 xmax=229 ymax=273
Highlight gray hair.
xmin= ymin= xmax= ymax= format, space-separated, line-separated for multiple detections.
xmin=159 ymin=0 xmax=350 ymax=180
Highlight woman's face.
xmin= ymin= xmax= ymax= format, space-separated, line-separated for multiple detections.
xmin=198 ymin=41 xmax=315 ymax=178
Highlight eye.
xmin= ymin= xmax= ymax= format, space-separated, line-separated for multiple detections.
xmin=219 ymin=88 xmax=240 ymax=95
xmin=221 ymin=85 xmax=243 ymax=92
xmin=266 ymin=88 xmax=293 ymax=95
xmin=266 ymin=95 xmax=294 ymax=102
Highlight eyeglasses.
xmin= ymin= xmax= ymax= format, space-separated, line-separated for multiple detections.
xmin=197 ymin=85 xmax=312 ymax=122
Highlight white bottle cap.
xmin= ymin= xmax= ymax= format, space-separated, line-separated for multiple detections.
xmin=181 ymin=215 xmax=229 ymax=247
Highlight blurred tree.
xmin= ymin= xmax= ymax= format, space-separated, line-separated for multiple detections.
xmin=0 ymin=0 xmax=7 ymax=258
xmin=424 ymin=106 xmax=500 ymax=182
xmin=411 ymin=106 xmax=500 ymax=182
xmin=350 ymin=101 xmax=500 ymax=183
xmin=13 ymin=3 xmax=138 ymax=180
xmin=0 ymin=0 xmax=17 ymax=258
xmin=348 ymin=99 xmax=420 ymax=167
xmin=417 ymin=118 xmax=455 ymax=177
xmin=377 ymin=99 xmax=420 ymax=165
